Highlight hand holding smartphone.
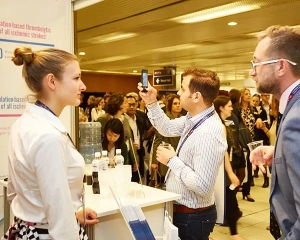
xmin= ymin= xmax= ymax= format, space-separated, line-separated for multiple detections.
xmin=141 ymin=69 xmax=148 ymax=92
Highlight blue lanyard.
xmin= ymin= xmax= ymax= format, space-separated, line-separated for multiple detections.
xmin=177 ymin=110 xmax=215 ymax=156
xmin=287 ymin=84 xmax=300 ymax=106
xmin=34 ymin=100 xmax=75 ymax=147
xmin=35 ymin=100 xmax=57 ymax=116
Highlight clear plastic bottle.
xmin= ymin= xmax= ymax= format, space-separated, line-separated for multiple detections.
xmin=92 ymin=152 xmax=101 ymax=194
xmin=79 ymin=122 xmax=102 ymax=164
xmin=115 ymin=149 xmax=124 ymax=166
xmin=101 ymin=150 xmax=109 ymax=170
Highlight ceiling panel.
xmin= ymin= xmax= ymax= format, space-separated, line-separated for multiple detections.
xmin=75 ymin=0 xmax=300 ymax=81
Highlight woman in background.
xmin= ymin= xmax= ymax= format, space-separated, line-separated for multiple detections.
xmin=5 ymin=47 xmax=99 ymax=240
xmin=214 ymin=95 xmax=244 ymax=240
xmin=251 ymin=94 xmax=261 ymax=108
xmin=91 ymin=97 xmax=105 ymax=122
xmin=151 ymin=94 xmax=182 ymax=184
xmin=239 ymin=88 xmax=264 ymax=201
xmin=97 ymin=93 xmax=140 ymax=182
xmin=102 ymin=118 xmax=128 ymax=164
xmin=229 ymin=89 xmax=246 ymax=195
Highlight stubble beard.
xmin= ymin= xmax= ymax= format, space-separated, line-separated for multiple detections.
xmin=256 ymin=74 xmax=277 ymax=95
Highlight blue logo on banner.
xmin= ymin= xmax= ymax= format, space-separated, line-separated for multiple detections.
xmin=0 ymin=48 xmax=2 ymax=59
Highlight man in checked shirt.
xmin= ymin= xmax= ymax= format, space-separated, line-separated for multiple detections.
xmin=138 ymin=68 xmax=227 ymax=240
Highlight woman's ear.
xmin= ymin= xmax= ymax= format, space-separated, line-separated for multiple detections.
xmin=44 ymin=73 xmax=56 ymax=91
xmin=219 ymin=106 xmax=224 ymax=112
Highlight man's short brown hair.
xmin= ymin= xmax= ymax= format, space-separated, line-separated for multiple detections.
xmin=258 ymin=25 xmax=300 ymax=75
xmin=182 ymin=68 xmax=220 ymax=105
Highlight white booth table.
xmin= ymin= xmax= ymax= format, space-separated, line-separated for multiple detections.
xmin=1 ymin=180 xmax=181 ymax=240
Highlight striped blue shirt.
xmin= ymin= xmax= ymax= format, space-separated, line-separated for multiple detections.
xmin=147 ymin=103 xmax=227 ymax=208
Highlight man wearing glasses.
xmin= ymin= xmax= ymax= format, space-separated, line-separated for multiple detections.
xmin=249 ymin=25 xmax=300 ymax=239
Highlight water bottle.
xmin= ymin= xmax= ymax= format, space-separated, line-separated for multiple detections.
xmin=115 ymin=149 xmax=124 ymax=166
xmin=101 ymin=150 xmax=109 ymax=170
xmin=92 ymin=152 xmax=101 ymax=194
xmin=79 ymin=122 xmax=102 ymax=164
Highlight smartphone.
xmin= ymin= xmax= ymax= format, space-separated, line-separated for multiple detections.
xmin=141 ymin=69 xmax=148 ymax=92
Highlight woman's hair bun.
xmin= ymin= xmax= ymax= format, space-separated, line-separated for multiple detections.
xmin=12 ymin=47 xmax=34 ymax=66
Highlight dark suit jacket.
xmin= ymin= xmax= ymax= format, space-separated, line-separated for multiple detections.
xmin=127 ymin=110 xmax=151 ymax=176
xmin=253 ymin=106 xmax=270 ymax=145
xmin=270 ymin=87 xmax=300 ymax=238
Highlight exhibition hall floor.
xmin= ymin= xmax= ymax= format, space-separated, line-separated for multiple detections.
xmin=211 ymin=171 xmax=274 ymax=240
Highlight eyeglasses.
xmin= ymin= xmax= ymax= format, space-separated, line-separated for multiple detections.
xmin=250 ymin=58 xmax=297 ymax=72
xmin=128 ymin=103 xmax=136 ymax=107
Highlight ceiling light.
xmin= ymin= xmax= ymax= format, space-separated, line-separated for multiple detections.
xmin=228 ymin=22 xmax=237 ymax=26
xmin=82 ymin=32 xmax=138 ymax=45
xmin=171 ymin=1 xmax=260 ymax=24
xmin=154 ymin=44 xmax=198 ymax=53
xmin=73 ymin=0 xmax=104 ymax=11
xmin=79 ymin=52 xmax=86 ymax=56
xmin=80 ymin=55 xmax=131 ymax=65
xmin=133 ymin=70 xmax=138 ymax=73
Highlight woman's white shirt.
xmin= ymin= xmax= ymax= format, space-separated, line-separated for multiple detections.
xmin=7 ymin=103 xmax=84 ymax=240
xmin=91 ymin=108 xmax=105 ymax=122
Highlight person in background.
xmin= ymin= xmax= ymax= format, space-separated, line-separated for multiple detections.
xmin=250 ymin=25 xmax=300 ymax=239
xmin=79 ymin=93 xmax=88 ymax=122
xmin=250 ymin=93 xmax=270 ymax=187
xmin=102 ymin=118 xmax=128 ymax=164
xmin=268 ymin=96 xmax=279 ymax=146
xmin=251 ymin=94 xmax=261 ymax=108
xmin=125 ymin=95 xmax=151 ymax=182
xmin=103 ymin=93 xmax=111 ymax=112
xmin=103 ymin=93 xmax=110 ymax=104
xmin=138 ymin=97 xmax=147 ymax=113
xmin=91 ymin=97 xmax=105 ymax=122
xmin=126 ymin=92 xmax=139 ymax=102
xmin=261 ymin=93 xmax=271 ymax=125
xmin=229 ymin=89 xmax=246 ymax=191
xmin=239 ymin=88 xmax=258 ymax=201
xmin=84 ymin=95 xmax=95 ymax=122
xmin=151 ymin=94 xmax=182 ymax=184
xmin=157 ymin=94 xmax=166 ymax=108
xmin=97 ymin=93 xmax=140 ymax=182
xmin=138 ymin=68 xmax=227 ymax=240
xmin=4 ymin=47 xmax=99 ymax=240
xmin=214 ymin=95 xmax=244 ymax=240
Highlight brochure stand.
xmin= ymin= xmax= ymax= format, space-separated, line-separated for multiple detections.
xmin=110 ymin=186 xmax=155 ymax=240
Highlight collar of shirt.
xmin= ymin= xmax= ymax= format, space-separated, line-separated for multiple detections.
xmin=279 ymin=79 xmax=300 ymax=114
xmin=125 ymin=113 xmax=136 ymax=121
xmin=186 ymin=104 xmax=215 ymax=125
xmin=26 ymin=103 xmax=66 ymax=133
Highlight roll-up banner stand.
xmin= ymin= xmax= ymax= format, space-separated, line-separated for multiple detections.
xmin=0 ymin=0 xmax=73 ymax=187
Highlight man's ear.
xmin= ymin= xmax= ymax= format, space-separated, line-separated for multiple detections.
xmin=44 ymin=73 xmax=56 ymax=91
xmin=194 ymin=91 xmax=202 ymax=103
xmin=277 ymin=59 xmax=288 ymax=77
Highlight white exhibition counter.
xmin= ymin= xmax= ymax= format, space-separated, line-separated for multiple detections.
xmin=0 ymin=180 xmax=181 ymax=240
